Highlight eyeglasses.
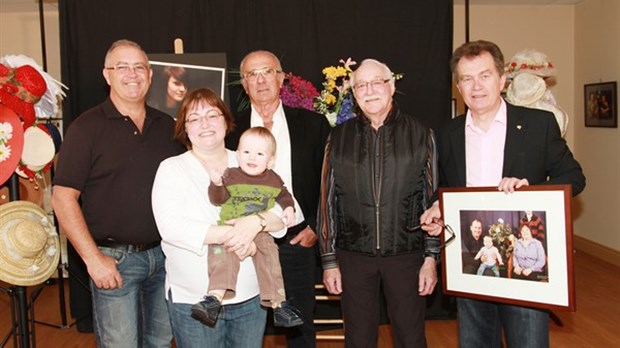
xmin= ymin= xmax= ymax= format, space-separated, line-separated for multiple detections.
xmin=457 ymin=72 xmax=494 ymax=88
xmin=105 ymin=63 xmax=149 ymax=75
xmin=408 ymin=219 xmax=456 ymax=250
xmin=242 ymin=67 xmax=282 ymax=81
xmin=352 ymin=78 xmax=391 ymax=93
xmin=185 ymin=111 xmax=224 ymax=126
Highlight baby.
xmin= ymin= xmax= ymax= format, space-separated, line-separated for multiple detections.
xmin=474 ymin=235 xmax=504 ymax=277
xmin=191 ymin=127 xmax=302 ymax=328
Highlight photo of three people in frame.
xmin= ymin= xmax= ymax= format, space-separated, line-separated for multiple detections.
xmin=460 ymin=210 xmax=549 ymax=282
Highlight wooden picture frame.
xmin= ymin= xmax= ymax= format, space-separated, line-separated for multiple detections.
xmin=584 ymin=81 xmax=617 ymax=128
xmin=439 ymin=185 xmax=575 ymax=311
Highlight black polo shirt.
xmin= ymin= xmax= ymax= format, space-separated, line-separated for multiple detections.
xmin=54 ymin=98 xmax=184 ymax=244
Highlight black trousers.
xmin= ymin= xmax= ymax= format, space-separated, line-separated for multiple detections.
xmin=271 ymin=227 xmax=317 ymax=348
xmin=338 ymin=250 xmax=427 ymax=348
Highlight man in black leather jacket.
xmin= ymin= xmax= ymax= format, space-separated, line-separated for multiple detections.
xmin=317 ymin=58 xmax=440 ymax=348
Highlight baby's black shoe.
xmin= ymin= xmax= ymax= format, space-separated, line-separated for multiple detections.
xmin=191 ymin=295 xmax=221 ymax=326
xmin=273 ymin=301 xmax=304 ymax=327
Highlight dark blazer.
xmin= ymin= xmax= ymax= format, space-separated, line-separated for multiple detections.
xmin=437 ymin=102 xmax=585 ymax=196
xmin=226 ymin=105 xmax=331 ymax=230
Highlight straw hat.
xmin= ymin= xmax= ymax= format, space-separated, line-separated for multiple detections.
xmin=0 ymin=104 xmax=25 ymax=185
xmin=0 ymin=200 xmax=60 ymax=286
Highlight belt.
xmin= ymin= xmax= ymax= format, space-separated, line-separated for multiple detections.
xmin=95 ymin=239 xmax=160 ymax=253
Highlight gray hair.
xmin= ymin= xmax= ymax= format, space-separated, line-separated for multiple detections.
xmin=239 ymin=50 xmax=283 ymax=75
xmin=350 ymin=59 xmax=394 ymax=87
xmin=103 ymin=39 xmax=149 ymax=68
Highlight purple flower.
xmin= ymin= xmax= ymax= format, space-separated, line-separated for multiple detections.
xmin=280 ymin=73 xmax=320 ymax=112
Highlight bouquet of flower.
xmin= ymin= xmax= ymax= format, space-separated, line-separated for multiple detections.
xmin=314 ymin=58 xmax=357 ymax=127
xmin=280 ymin=72 xmax=320 ymax=112
xmin=488 ymin=218 xmax=516 ymax=261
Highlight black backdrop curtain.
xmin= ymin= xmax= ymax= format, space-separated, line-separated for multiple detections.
xmin=58 ymin=0 xmax=455 ymax=327
xmin=59 ymin=0 xmax=453 ymax=132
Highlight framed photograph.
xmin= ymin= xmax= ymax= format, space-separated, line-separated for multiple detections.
xmin=146 ymin=53 xmax=227 ymax=119
xmin=584 ymin=81 xmax=617 ymax=128
xmin=439 ymin=185 xmax=575 ymax=311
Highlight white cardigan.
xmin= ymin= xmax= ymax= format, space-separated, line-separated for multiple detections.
xmin=152 ymin=150 xmax=285 ymax=305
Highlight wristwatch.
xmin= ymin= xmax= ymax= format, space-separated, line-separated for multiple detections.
xmin=256 ymin=213 xmax=267 ymax=232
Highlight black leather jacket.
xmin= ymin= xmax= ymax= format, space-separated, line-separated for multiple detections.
xmin=318 ymin=104 xmax=439 ymax=269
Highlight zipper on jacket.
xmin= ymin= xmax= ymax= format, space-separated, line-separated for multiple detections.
xmin=372 ymin=128 xmax=383 ymax=250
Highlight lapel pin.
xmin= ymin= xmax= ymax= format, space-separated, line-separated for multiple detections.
xmin=517 ymin=125 xmax=522 ymax=130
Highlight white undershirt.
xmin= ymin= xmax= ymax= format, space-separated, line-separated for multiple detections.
xmin=250 ymin=102 xmax=305 ymax=225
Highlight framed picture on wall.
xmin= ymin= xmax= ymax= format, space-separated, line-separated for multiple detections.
xmin=438 ymin=185 xmax=575 ymax=311
xmin=147 ymin=53 xmax=227 ymax=119
xmin=584 ymin=81 xmax=617 ymax=128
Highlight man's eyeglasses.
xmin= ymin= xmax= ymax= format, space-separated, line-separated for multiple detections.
xmin=352 ymin=78 xmax=391 ymax=93
xmin=242 ymin=67 xmax=282 ymax=81
xmin=104 ymin=63 xmax=149 ymax=75
xmin=408 ymin=219 xmax=456 ymax=250
xmin=185 ymin=111 xmax=224 ymax=126
xmin=457 ymin=72 xmax=493 ymax=88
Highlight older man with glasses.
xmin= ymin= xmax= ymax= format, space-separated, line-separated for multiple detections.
xmin=317 ymin=58 xmax=441 ymax=347
xmin=53 ymin=39 xmax=184 ymax=347
xmin=226 ymin=50 xmax=331 ymax=348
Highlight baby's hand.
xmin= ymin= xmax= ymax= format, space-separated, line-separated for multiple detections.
xmin=282 ymin=207 xmax=296 ymax=227
xmin=209 ymin=169 xmax=224 ymax=186
xmin=499 ymin=262 xmax=504 ymax=266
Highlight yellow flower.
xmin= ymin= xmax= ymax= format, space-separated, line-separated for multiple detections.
xmin=323 ymin=66 xmax=348 ymax=80
xmin=325 ymin=93 xmax=336 ymax=105
xmin=326 ymin=79 xmax=336 ymax=91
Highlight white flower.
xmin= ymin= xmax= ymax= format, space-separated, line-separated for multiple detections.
xmin=0 ymin=143 xmax=11 ymax=162
xmin=497 ymin=218 xmax=504 ymax=224
xmin=325 ymin=112 xmax=337 ymax=127
xmin=0 ymin=121 xmax=14 ymax=142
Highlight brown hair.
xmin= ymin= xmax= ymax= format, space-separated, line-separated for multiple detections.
xmin=173 ymin=88 xmax=236 ymax=149
xmin=239 ymin=126 xmax=277 ymax=155
xmin=450 ymin=40 xmax=505 ymax=81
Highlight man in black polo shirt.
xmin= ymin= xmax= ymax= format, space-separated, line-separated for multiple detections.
xmin=52 ymin=39 xmax=183 ymax=348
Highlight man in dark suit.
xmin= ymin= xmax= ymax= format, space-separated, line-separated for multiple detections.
xmin=226 ymin=50 xmax=331 ymax=347
xmin=421 ymin=40 xmax=585 ymax=348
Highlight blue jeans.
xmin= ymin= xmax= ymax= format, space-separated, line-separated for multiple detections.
xmin=91 ymin=245 xmax=172 ymax=348
xmin=477 ymin=263 xmax=500 ymax=277
xmin=458 ymin=297 xmax=549 ymax=348
xmin=168 ymin=293 xmax=266 ymax=348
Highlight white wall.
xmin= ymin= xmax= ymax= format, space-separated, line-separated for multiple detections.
xmin=0 ymin=2 xmax=61 ymax=90
xmin=573 ymin=0 xmax=620 ymax=251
